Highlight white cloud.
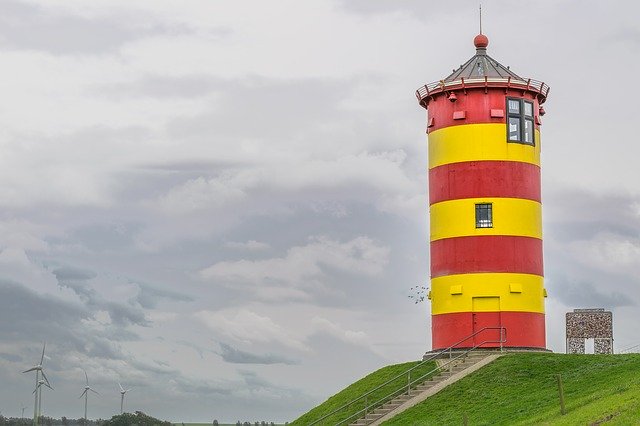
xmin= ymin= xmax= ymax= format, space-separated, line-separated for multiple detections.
xmin=311 ymin=316 xmax=369 ymax=347
xmin=193 ymin=309 xmax=308 ymax=351
xmin=200 ymin=235 xmax=390 ymax=291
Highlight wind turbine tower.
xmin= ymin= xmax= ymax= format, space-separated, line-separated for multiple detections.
xmin=22 ymin=343 xmax=52 ymax=426
xmin=79 ymin=370 xmax=99 ymax=426
xmin=34 ymin=379 xmax=53 ymax=420
xmin=118 ymin=383 xmax=132 ymax=414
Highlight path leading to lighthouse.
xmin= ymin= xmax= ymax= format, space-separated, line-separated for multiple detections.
xmin=350 ymin=352 xmax=502 ymax=426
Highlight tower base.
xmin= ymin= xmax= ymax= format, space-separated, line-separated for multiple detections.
xmin=422 ymin=347 xmax=551 ymax=361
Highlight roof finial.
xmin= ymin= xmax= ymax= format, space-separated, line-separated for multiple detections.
xmin=474 ymin=4 xmax=488 ymax=50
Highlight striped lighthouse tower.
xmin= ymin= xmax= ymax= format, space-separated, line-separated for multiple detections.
xmin=416 ymin=32 xmax=550 ymax=351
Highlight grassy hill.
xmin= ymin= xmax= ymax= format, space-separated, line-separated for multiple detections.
xmin=291 ymin=360 xmax=438 ymax=425
xmin=294 ymin=353 xmax=640 ymax=425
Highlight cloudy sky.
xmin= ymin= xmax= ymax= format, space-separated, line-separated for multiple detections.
xmin=0 ymin=0 xmax=639 ymax=422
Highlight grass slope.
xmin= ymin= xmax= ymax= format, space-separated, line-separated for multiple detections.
xmin=291 ymin=360 xmax=438 ymax=425
xmin=382 ymin=353 xmax=640 ymax=425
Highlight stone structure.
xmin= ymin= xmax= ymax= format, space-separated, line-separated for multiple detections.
xmin=566 ymin=308 xmax=613 ymax=354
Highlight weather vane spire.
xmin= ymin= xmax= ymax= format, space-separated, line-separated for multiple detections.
xmin=479 ymin=4 xmax=483 ymax=34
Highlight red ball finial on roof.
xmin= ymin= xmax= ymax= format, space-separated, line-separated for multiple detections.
xmin=474 ymin=33 xmax=489 ymax=49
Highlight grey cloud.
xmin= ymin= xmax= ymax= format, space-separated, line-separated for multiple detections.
xmin=0 ymin=281 xmax=131 ymax=363
xmin=52 ymin=266 xmax=97 ymax=282
xmin=53 ymin=266 xmax=98 ymax=301
xmin=52 ymin=266 xmax=150 ymax=327
xmin=166 ymin=77 xmax=354 ymax=142
xmin=105 ymin=75 xmax=217 ymax=99
xmin=103 ymin=300 xmax=149 ymax=326
xmin=0 ymin=1 xmax=202 ymax=54
xmin=132 ymin=282 xmax=193 ymax=309
xmin=67 ymin=222 xmax=140 ymax=252
xmin=549 ymin=275 xmax=633 ymax=309
xmin=545 ymin=189 xmax=640 ymax=241
xmin=177 ymin=339 xmax=210 ymax=359
xmin=0 ymin=352 xmax=22 ymax=362
xmin=217 ymin=342 xmax=298 ymax=365
xmin=337 ymin=0 xmax=449 ymax=19
xmin=0 ymin=280 xmax=89 ymax=343
xmin=129 ymin=358 xmax=179 ymax=377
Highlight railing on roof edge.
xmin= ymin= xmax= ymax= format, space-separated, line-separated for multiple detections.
xmin=415 ymin=77 xmax=550 ymax=103
xmin=307 ymin=326 xmax=507 ymax=426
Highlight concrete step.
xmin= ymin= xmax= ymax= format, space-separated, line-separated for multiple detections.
xmin=364 ymin=413 xmax=382 ymax=421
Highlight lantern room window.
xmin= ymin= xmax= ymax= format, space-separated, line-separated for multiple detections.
xmin=507 ymin=97 xmax=535 ymax=145
xmin=475 ymin=203 xmax=493 ymax=228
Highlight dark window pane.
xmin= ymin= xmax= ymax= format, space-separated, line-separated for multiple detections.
xmin=524 ymin=101 xmax=533 ymax=117
xmin=508 ymin=117 xmax=520 ymax=141
xmin=475 ymin=203 xmax=493 ymax=228
xmin=508 ymin=99 xmax=520 ymax=114
xmin=524 ymin=119 xmax=534 ymax=144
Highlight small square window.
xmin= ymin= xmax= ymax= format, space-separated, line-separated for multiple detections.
xmin=475 ymin=203 xmax=493 ymax=228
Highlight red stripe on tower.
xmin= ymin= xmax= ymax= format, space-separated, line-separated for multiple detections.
xmin=429 ymin=161 xmax=541 ymax=205
xmin=432 ymin=311 xmax=546 ymax=349
xmin=430 ymin=236 xmax=543 ymax=278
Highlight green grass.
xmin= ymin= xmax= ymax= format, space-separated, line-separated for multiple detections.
xmin=291 ymin=360 xmax=439 ymax=425
xmin=381 ymin=353 xmax=640 ymax=425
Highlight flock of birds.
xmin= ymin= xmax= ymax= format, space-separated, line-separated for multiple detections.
xmin=22 ymin=343 xmax=132 ymax=424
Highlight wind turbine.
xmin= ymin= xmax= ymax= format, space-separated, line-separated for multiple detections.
xmin=33 ymin=380 xmax=53 ymax=420
xmin=79 ymin=370 xmax=99 ymax=426
xmin=22 ymin=404 xmax=27 ymax=419
xmin=22 ymin=343 xmax=51 ymax=426
xmin=118 ymin=383 xmax=132 ymax=414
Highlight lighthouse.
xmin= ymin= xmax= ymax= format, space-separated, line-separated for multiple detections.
xmin=416 ymin=32 xmax=550 ymax=351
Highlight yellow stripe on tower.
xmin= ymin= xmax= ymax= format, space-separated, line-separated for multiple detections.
xmin=430 ymin=197 xmax=542 ymax=241
xmin=428 ymin=123 xmax=541 ymax=169
xmin=431 ymin=273 xmax=545 ymax=315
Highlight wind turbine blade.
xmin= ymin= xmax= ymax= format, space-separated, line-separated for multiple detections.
xmin=40 ymin=342 xmax=46 ymax=364
xmin=40 ymin=370 xmax=51 ymax=387
xmin=44 ymin=381 xmax=54 ymax=390
xmin=118 ymin=382 xmax=124 ymax=392
xmin=84 ymin=370 xmax=89 ymax=385
xmin=89 ymin=387 xmax=99 ymax=395
xmin=79 ymin=389 xmax=87 ymax=399
xmin=22 ymin=367 xmax=38 ymax=373
xmin=125 ymin=388 xmax=132 ymax=392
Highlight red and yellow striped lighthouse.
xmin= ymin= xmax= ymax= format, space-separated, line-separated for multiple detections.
xmin=416 ymin=33 xmax=550 ymax=350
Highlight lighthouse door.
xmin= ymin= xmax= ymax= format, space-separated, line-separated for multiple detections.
xmin=472 ymin=297 xmax=501 ymax=347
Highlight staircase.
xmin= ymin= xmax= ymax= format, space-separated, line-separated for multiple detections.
xmin=349 ymin=352 xmax=497 ymax=425
xmin=308 ymin=327 xmax=506 ymax=426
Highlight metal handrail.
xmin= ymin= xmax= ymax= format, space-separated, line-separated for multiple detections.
xmin=308 ymin=327 xmax=506 ymax=426
xmin=415 ymin=77 xmax=550 ymax=103
xmin=339 ymin=330 xmax=506 ymax=426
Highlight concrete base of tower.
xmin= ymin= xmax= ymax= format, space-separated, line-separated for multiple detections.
xmin=422 ymin=346 xmax=552 ymax=361
xmin=431 ymin=311 xmax=546 ymax=350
